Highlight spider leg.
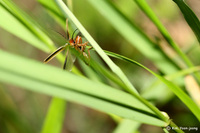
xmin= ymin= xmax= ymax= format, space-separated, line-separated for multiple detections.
xmin=44 ymin=45 xmax=67 ymax=63
xmin=87 ymin=46 xmax=93 ymax=59
xmin=63 ymin=47 xmax=69 ymax=70
xmin=78 ymin=42 xmax=92 ymax=59
xmin=78 ymin=42 xmax=89 ymax=47
xmin=66 ymin=19 xmax=70 ymax=40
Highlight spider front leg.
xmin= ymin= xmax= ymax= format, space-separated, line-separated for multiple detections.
xmin=66 ymin=19 xmax=70 ymax=40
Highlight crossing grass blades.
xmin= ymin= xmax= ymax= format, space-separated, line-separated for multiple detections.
xmin=44 ymin=19 xmax=93 ymax=71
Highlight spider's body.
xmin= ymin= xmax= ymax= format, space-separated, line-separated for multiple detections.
xmin=44 ymin=19 xmax=92 ymax=70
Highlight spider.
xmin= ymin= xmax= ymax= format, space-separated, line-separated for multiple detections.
xmin=44 ymin=19 xmax=92 ymax=70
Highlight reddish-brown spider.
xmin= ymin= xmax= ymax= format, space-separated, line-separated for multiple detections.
xmin=44 ymin=19 xmax=92 ymax=70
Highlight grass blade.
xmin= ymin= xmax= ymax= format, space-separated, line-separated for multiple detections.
xmin=105 ymin=50 xmax=200 ymax=121
xmin=37 ymin=0 xmax=66 ymax=28
xmin=41 ymin=98 xmax=66 ymax=133
xmin=134 ymin=0 xmax=200 ymax=82
xmin=1 ymin=0 xmax=55 ymax=50
xmin=142 ymin=66 xmax=200 ymax=104
xmin=173 ymin=0 xmax=200 ymax=44
xmin=0 ymin=0 xmax=68 ymax=64
xmin=0 ymin=50 xmax=168 ymax=127
xmin=0 ymin=2 xmax=50 ymax=52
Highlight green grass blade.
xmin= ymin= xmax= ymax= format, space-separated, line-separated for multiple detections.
xmin=166 ymin=66 xmax=200 ymax=80
xmin=89 ymin=59 xmax=126 ymax=89
xmin=37 ymin=0 xmax=66 ymax=28
xmin=0 ymin=50 xmax=169 ymax=127
xmin=54 ymin=0 xmax=139 ymax=95
xmin=0 ymin=2 xmax=50 ymax=52
xmin=142 ymin=66 xmax=200 ymax=104
xmin=105 ymin=50 xmax=200 ymax=121
xmin=134 ymin=0 xmax=200 ymax=82
xmin=0 ymin=0 xmax=66 ymax=69
xmin=0 ymin=0 xmax=65 ymax=65
xmin=41 ymin=98 xmax=66 ymax=133
xmin=1 ymin=0 xmax=55 ymax=50
xmin=86 ymin=0 xmax=179 ymax=75
xmin=173 ymin=0 xmax=200 ymax=44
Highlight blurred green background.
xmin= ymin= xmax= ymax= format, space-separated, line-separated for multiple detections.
xmin=0 ymin=0 xmax=200 ymax=133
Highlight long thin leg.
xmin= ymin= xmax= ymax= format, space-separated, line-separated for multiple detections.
xmin=78 ymin=42 xmax=88 ymax=47
xmin=87 ymin=46 xmax=93 ymax=59
xmin=80 ymin=42 xmax=91 ymax=57
xmin=63 ymin=47 xmax=69 ymax=70
xmin=66 ymin=19 xmax=70 ymax=40
xmin=44 ymin=45 xmax=66 ymax=63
